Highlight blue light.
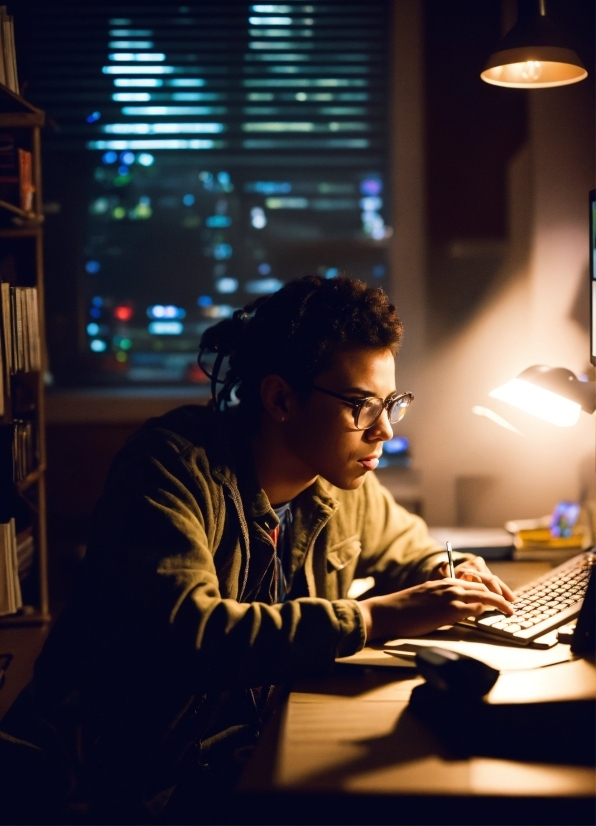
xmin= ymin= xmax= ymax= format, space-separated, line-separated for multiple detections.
xmin=148 ymin=321 xmax=183 ymax=335
xmin=90 ymin=307 xmax=101 ymax=318
xmin=214 ymin=243 xmax=232 ymax=260
xmin=86 ymin=111 xmax=101 ymax=123
xmin=114 ymin=78 xmax=163 ymax=87
xmin=103 ymin=123 xmax=224 ymax=134
xmin=109 ymin=52 xmax=166 ymax=62
xmin=113 ymin=92 xmax=151 ymax=102
xmin=91 ymin=296 xmax=103 ymax=307
xmin=206 ymin=215 xmax=231 ymax=227
xmin=87 ymin=323 xmax=100 ymax=336
xmin=258 ymin=262 xmax=271 ymax=275
xmin=182 ymin=193 xmax=195 ymax=206
xmin=137 ymin=153 xmax=155 ymax=166
xmin=217 ymin=171 xmax=231 ymax=185
xmin=360 ymin=177 xmax=382 ymax=196
xmin=102 ymin=151 xmax=118 ymax=164
xmin=120 ymin=151 xmax=135 ymax=164
xmin=216 ymin=278 xmax=239 ymax=294
xmin=170 ymin=79 xmax=206 ymax=87
xmin=197 ymin=295 xmax=213 ymax=306
xmin=88 ymin=139 xmax=221 ymax=150
xmin=90 ymin=339 xmax=107 ymax=352
xmin=325 ymin=267 xmax=339 ymax=279
xmin=102 ymin=65 xmax=175 ymax=74
xmin=383 ymin=436 xmax=409 ymax=455
xmin=245 ymin=278 xmax=283 ymax=294
xmin=245 ymin=181 xmax=291 ymax=194
xmin=147 ymin=304 xmax=186 ymax=319
xmin=372 ymin=264 xmax=386 ymax=278
xmin=118 ymin=165 xmax=129 ymax=175
xmin=86 ymin=260 xmax=101 ymax=274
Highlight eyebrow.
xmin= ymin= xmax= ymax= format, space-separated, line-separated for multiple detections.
xmin=340 ymin=386 xmax=397 ymax=398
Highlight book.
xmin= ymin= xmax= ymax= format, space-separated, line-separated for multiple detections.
xmin=0 ymin=8 xmax=18 ymax=95
xmin=0 ymin=518 xmax=21 ymax=615
xmin=16 ymin=526 xmax=33 ymax=580
xmin=12 ymin=418 xmax=36 ymax=482
xmin=17 ymin=149 xmax=34 ymax=212
xmin=0 ymin=283 xmax=41 ymax=377
xmin=0 ymin=281 xmax=12 ymax=390
xmin=428 ymin=527 xmax=514 ymax=560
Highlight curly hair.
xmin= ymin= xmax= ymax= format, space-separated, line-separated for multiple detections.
xmin=199 ymin=275 xmax=403 ymax=422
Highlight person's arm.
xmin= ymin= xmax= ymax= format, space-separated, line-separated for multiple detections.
xmin=349 ymin=474 xmax=513 ymax=640
xmin=90 ymin=433 xmax=365 ymax=691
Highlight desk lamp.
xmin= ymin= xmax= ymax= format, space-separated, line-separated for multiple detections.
xmin=481 ymin=0 xmax=587 ymax=89
xmin=490 ymin=365 xmax=595 ymax=427
xmin=490 ymin=192 xmax=596 ymax=427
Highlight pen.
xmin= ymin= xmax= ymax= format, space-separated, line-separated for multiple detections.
xmin=446 ymin=540 xmax=455 ymax=578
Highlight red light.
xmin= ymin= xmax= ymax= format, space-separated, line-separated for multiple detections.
xmin=114 ymin=304 xmax=134 ymax=322
xmin=187 ymin=364 xmax=209 ymax=384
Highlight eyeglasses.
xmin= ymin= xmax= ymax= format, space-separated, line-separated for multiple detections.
xmin=312 ymin=385 xmax=414 ymax=430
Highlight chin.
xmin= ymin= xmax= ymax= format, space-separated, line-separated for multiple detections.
xmin=321 ymin=470 xmax=367 ymax=491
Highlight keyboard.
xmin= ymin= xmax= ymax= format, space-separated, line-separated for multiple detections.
xmin=461 ymin=550 xmax=595 ymax=647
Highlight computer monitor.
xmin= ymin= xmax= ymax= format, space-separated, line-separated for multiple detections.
xmin=591 ymin=189 xmax=596 ymax=366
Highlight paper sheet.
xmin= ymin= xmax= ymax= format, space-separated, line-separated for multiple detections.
xmin=382 ymin=638 xmax=573 ymax=672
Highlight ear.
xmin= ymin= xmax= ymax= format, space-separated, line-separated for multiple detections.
xmin=259 ymin=374 xmax=297 ymax=423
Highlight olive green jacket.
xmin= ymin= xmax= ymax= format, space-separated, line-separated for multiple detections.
xmin=31 ymin=404 xmax=445 ymax=806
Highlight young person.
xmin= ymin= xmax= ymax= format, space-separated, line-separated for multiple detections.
xmin=17 ymin=276 xmax=513 ymax=820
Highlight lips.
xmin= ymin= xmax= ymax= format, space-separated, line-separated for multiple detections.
xmin=358 ymin=455 xmax=381 ymax=471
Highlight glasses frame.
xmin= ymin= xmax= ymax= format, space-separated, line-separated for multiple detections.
xmin=312 ymin=385 xmax=414 ymax=430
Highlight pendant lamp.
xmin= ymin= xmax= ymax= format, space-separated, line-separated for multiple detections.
xmin=481 ymin=0 xmax=587 ymax=89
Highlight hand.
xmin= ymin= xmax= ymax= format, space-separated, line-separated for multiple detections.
xmin=358 ymin=577 xmax=514 ymax=642
xmin=433 ymin=556 xmax=515 ymax=602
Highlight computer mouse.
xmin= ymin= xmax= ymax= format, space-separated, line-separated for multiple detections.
xmin=415 ymin=646 xmax=499 ymax=698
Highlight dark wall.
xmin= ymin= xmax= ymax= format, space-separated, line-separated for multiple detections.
xmin=423 ymin=0 xmax=594 ymax=341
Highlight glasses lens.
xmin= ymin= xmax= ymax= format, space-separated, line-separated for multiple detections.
xmin=389 ymin=394 xmax=411 ymax=424
xmin=356 ymin=397 xmax=383 ymax=429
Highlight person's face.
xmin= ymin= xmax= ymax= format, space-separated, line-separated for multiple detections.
xmin=285 ymin=345 xmax=397 ymax=490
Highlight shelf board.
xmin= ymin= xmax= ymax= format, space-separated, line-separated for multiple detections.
xmin=0 ymin=199 xmax=42 ymax=221
xmin=0 ymin=608 xmax=51 ymax=626
xmin=0 ymin=83 xmax=45 ymax=125
xmin=0 ymin=226 xmax=41 ymax=238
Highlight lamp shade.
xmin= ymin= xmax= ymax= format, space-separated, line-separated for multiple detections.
xmin=490 ymin=365 xmax=595 ymax=428
xmin=481 ymin=1 xmax=587 ymax=89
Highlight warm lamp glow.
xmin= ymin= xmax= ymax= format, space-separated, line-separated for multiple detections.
xmin=481 ymin=58 xmax=587 ymax=89
xmin=489 ymin=379 xmax=581 ymax=427
xmin=481 ymin=1 xmax=587 ymax=90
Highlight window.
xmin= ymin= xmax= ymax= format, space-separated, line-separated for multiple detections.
xmin=24 ymin=1 xmax=390 ymax=385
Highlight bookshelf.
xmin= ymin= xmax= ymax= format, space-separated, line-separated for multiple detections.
xmin=0 ymin=81 xmax=48 ymax=625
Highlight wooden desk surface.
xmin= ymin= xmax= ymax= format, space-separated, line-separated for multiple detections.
xmin=239 ymin=561 xmax=596 ymax=825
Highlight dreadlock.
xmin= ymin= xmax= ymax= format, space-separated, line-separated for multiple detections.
xmin=199 ymin=275 xmax=403 ymax=424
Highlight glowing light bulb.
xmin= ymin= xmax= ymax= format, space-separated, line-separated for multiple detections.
xmin=489 ymin=379 xmax=581 ymax=427
xmin=520 ymin=60 xmax=542 ymax=82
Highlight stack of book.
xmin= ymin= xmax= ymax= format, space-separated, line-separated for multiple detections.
xmin=505 ymin=516 xmax=590 ymax=562
xmin=0 ymin=282 xmax=42 ymax=414
xmin=0 ymin=518 xmax=22 ymax=615
xmin=0 ymin=7 xmax=18 ymax=94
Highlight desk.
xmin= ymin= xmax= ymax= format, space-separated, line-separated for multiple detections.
xmin=238 ymin=562 xmax=596 ymax=825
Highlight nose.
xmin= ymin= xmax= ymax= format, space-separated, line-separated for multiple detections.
xmin=365 ymin=407 xmax=393 ymax=442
